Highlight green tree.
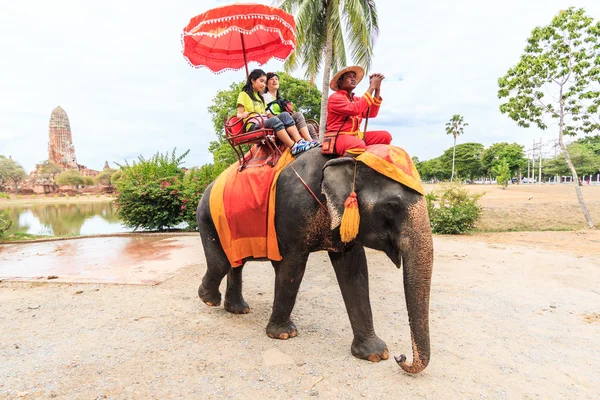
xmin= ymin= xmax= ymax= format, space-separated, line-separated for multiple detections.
xmin=278 ymin=0 xmax=379 ymax=138
xmin=207 ymin=72 xmax=322 ymax=166
xmin=0 ymin=156 xmax=28 ymax=193
xmin=411 ymin=156 xmax=422 ymax=174
xmin=56 ymin=170 xmax=84 ymax=188
xmin=419 ymin=157 xmax=450 ymax=181
xmin=82 ymin=176 xmax=95 ymax=186
xmin=481 ymin=142 xmax=527 ymax=177
xmin=498 ymin=7 xmax=600 ymax=229
xmin=441 ymin=142 xmax=483 ymax=181
xmin=543 ymin=142 xmax=600 ymax=179
xmin=445 ymin=114 xmax=469 ymax=182
xmin=95 ymin=169 xmax=117 ymax=186
xmin=493 ymin=160 xmax=512 ymax=189
xmin=575 ymin=135 xmax=600 ymax=155
xmin=37 ymin=161 xmax=63 ymax=186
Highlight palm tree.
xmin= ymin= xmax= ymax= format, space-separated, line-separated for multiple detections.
xmin=445 ymin=114 xmax=468 ymax=182
xmin=278 ymin=0 xmax=379 ymax=140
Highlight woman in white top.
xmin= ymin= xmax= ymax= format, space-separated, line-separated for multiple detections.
xmin=263 ymin=72 xmax=319 ymax=142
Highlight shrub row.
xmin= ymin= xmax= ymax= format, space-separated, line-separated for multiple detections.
xmin=114 ymin=150 xmax=224 ymax=231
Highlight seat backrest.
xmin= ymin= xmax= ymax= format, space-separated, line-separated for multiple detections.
xmin=225 ymin=116 xmax=245 ymax=137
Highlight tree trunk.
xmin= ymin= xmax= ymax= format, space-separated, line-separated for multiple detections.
xmin=450 ymin=136 xmax=456 ymax=182
xmin=559 ymin=126 xmax=595 ymax=229
xmin=318 ymin=27 xmax=334 ymax=141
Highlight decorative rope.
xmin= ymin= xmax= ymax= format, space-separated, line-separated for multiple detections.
xmin=186 ymin=13 xmax=296 ymax=38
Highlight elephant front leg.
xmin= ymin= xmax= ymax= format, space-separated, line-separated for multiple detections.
xmin=266 ymin=255 xmax=308 ymax=340
xmin=329 ymin=246 xmax=389 ymax=362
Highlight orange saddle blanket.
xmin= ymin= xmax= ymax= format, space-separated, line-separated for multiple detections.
xmin=356 ymin=144 xmax=424 ymax=195
xmin=209 ymin=145 xmax=295 ymax=267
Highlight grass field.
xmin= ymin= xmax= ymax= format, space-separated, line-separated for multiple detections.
xmin=424 ymin=183 xmax=600 ymax=231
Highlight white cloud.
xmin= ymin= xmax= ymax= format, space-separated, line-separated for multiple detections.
xmin=1 ymin=0 xmax=599 ymax=172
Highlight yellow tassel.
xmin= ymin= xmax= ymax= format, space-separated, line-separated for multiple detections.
xmin=340 ymin=191 xmax=360 ymax=243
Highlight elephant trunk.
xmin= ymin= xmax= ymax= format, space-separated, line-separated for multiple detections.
xmin=395 ymin=198 xmax=434 ymax=374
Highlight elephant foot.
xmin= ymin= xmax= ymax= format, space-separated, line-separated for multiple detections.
xmin=198 ymin=284 xmax=221 ymax=307
xmin=266 ymin=320 xmax=298 ymax=340
xmin=351 ymin=336 xmax=389 ymax=362
xmin=224 ymin=293 xmax=250 ymax=314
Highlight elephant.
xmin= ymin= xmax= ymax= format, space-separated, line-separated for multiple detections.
xmin=196 ymin=149 xmax=433 ymax=374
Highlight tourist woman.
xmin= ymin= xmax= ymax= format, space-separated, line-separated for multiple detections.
xmin=263 ymin=72 xmax=319 ymax=141
xmin=237 ymin=69 xmax=318 ymax=156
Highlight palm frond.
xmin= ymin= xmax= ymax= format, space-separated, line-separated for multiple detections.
xmin=328 ymin=0 xmax=347 ymax=73
xmin=341 ymin=0 xmax=379 ymax=71
xmin=294 ymin=0 xmax=327 ymax=78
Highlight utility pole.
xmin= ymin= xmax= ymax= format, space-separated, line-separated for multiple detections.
xmin=530 ymin=139 xmax=536 ymax=184
xmin=538 ymin=138 xmax=543 ymax=184
xmin=530 ymin=138 xmax=544 ymax=184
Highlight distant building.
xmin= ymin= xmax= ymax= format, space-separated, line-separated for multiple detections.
xmin=47 ymin=106 xmax=98 ymax=178
xmin=48 ymin=106 xmax=78 ymax=169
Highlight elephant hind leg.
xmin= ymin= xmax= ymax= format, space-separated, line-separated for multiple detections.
xmin=224 ymin=266 xmax=250 ymax=314
xmin=266 ymin=255 xmax=308 ymax=340
xmin=198 ymin=228 xmax=232 ymax=308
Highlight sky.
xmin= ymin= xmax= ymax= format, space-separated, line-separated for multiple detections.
xmin=1 ymin=0 xmax=599 ymax=173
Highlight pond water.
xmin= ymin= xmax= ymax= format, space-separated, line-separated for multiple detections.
xmin=0 ymin=202 xmax=133 ymax=236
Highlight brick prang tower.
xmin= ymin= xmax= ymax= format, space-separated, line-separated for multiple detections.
xmin=48 ymin=106 xmax=78 ymax=169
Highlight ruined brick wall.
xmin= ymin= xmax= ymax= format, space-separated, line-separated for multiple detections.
xmin=48 ymin=106 xmax=78 ymax=169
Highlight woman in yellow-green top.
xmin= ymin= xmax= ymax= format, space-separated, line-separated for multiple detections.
xmin=236 ymin=69 xmax=319 ymax=156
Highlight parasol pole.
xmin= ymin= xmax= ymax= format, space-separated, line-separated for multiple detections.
xmin=240 ymin=32 xmax=249 ymax=78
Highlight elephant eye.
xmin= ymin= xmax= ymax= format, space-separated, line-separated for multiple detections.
xmin=381 ymin=199 xmax=402 ymax=219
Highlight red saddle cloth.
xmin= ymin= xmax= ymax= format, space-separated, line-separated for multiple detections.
xmin=209 ymin=145 xmax=295 ymax=267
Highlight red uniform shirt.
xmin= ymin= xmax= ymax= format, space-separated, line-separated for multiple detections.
xmin=326 ymin=90 xmax=383 ymax=135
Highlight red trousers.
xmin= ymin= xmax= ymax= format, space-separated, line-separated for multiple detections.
xmin=335 ymin=130 xmax=392 ymax=156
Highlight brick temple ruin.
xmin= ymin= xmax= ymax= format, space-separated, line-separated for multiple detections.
xmin=48 ymin=106 xmax=78 ymax=169
xmin=19 ymin=107 xmax=108 ymax=194
xmin=43 ymin=106 xmax=99 ymax=178
xmin=3 ymin=106 xmax=113 ymax=194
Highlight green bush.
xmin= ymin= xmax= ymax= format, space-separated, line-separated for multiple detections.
xmin=426 ymin=183 xmax=483 ymax=234
xmin=0 ymin=192 xmax=10 ymax=199
xmin=0 ymin=212 xmax=12 ymax=237
xmin=179 ymin=163 xmax=227 ymax=230
xmin=114 ymin=149 xmax=224 ymax=231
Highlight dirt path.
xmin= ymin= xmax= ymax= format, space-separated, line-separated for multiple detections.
xmin=1 ymin=232 xmax=599 ymax=399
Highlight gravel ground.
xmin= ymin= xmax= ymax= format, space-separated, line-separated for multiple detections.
xmin=1 ymin=231 xmax=599 ymax=399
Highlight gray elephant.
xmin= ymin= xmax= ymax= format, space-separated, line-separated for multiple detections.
xmin=196 ymin=149 xmax=433 ymax=374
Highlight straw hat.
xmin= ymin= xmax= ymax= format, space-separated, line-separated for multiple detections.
xmin=329 ymin=65 xmax=365 ymax=91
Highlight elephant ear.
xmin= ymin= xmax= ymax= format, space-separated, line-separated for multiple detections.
xmin=322 ymin=157 xmax=358 ymax=230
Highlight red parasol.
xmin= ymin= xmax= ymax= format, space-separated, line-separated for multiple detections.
xmin=182 ymin=3 xmax=296 ymax=77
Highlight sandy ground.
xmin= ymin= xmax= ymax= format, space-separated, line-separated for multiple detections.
xmin=1 ymin=231 xmax=599 ymax=399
